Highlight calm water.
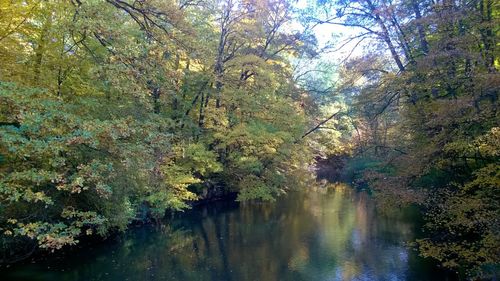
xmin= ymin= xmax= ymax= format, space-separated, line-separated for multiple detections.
xmin=3 ymin=186 xmax=453 ymax=281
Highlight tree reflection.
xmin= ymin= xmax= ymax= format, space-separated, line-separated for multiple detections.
xmin=4 ymin=185 xmax=450 ymax=281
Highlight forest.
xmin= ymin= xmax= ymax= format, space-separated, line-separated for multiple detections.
xmin=0 ymin=0 xmax=498 ymax=280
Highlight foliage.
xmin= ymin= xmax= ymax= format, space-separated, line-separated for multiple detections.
xmin=0 ymin=0 xmax=317 ymax=261
xmin=313 ymin=0 xmax=500 ymax=277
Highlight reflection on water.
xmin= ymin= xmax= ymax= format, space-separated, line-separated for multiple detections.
xmin=3 ymin=185 xmax=452 ymax=281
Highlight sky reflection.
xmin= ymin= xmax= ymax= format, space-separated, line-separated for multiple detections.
xmin=3 ymin=185 xmax=451 ymax=281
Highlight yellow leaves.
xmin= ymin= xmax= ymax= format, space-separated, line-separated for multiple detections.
xmin=38 ymin=234 xmax=77 ymax=250
xmin=203 ymin=104 xmax=229 ymax=130
xmin=0 ymin=0 xmax=40 ymax=40
xmin=262 ymin=144 xmax=277 ymax=154
xmin=217 ymin=122 xmax=287 ymax=161
xmin=443 ymin=126 xmax=500 ymax=159
xmin=236 ymin=175 xmax=278 ymax=202
xmin=66 ymin=176 xmax=85 ymax=194
xmin=417 ymin=163 xmax=500 ymax=272
xmin=32 ymin=191 xmax=49 ymax=202
xmin=476 ymin=127 xmax=500 ymax=157
xmin=463 ymin=164 xmax=500 ymax=194
xmin=0 ymin=0 xmax=315 ymax=258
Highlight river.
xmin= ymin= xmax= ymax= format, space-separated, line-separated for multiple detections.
xmin=3 ymin=184 xmax=454 ymax=281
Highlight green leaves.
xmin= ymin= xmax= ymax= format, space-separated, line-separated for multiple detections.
xmin=236 ymin=175 xmax=278 ymax=202
xmin=0 ymin=0 xmax=315 ymax=259
xmin=0 ymin=83 xmax=186 ymax=250
xmin=326 ymin=0 xmax=500 ymax=277
xmin=146 ymin=143 xmax=223 ymax=214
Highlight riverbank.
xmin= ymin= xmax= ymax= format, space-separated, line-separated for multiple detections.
xmin=0 ymin=181 xmax=240 ymax=266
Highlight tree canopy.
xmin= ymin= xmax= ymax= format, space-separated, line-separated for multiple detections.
xmin=0 ymin=0 xmax=498 ymax=278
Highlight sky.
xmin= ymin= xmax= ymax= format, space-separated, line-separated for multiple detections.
xmin=293 ymin=0 xmax=368 ymax=64
xmin=287 ymin=0 xmax=371 ymax=97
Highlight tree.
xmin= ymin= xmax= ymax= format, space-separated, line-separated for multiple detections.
xmin=325 ymin=0 xmax=499 ymax=277
xmin=0 ymin=0 xmax=318 ymax=261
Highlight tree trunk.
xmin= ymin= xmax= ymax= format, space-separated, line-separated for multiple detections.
xmin=479 ymin=0 xmax=496 ymax=72
xmin=214 ymin=8 xmax=230 ymax=108
xmin=198 ymin=91 xmax=205 ymax=128
xmin=390 ymin=14 xmax=414 ymax=64
xmin=411 ymin=0 xmax=429 ymax=55
xmin=365 ymin=0 xmax=405 ymax=72
xmin=33 ymin=15 xmax=52 ymax=85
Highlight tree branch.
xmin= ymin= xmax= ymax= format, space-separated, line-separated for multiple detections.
xmin=300 ymin=111 xmax=342 ymax=140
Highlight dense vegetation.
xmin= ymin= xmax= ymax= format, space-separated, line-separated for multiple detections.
xmin=312 ymin=0 xmax=499 ymax=278
xmin=0 ymin=0 xmax=322 ymax=261
xmin=0 ymin=0 xmax=498 ymax=279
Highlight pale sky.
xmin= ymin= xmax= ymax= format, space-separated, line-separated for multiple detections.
xmin=293 ymin=0 xmax=368 ymax=64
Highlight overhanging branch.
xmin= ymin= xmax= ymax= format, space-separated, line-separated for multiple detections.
xmin=300 ymin=111 xmax=342 ymax=140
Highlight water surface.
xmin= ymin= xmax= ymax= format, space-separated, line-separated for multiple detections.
xmin=3 ymin=186 xmax=452 ymax=281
